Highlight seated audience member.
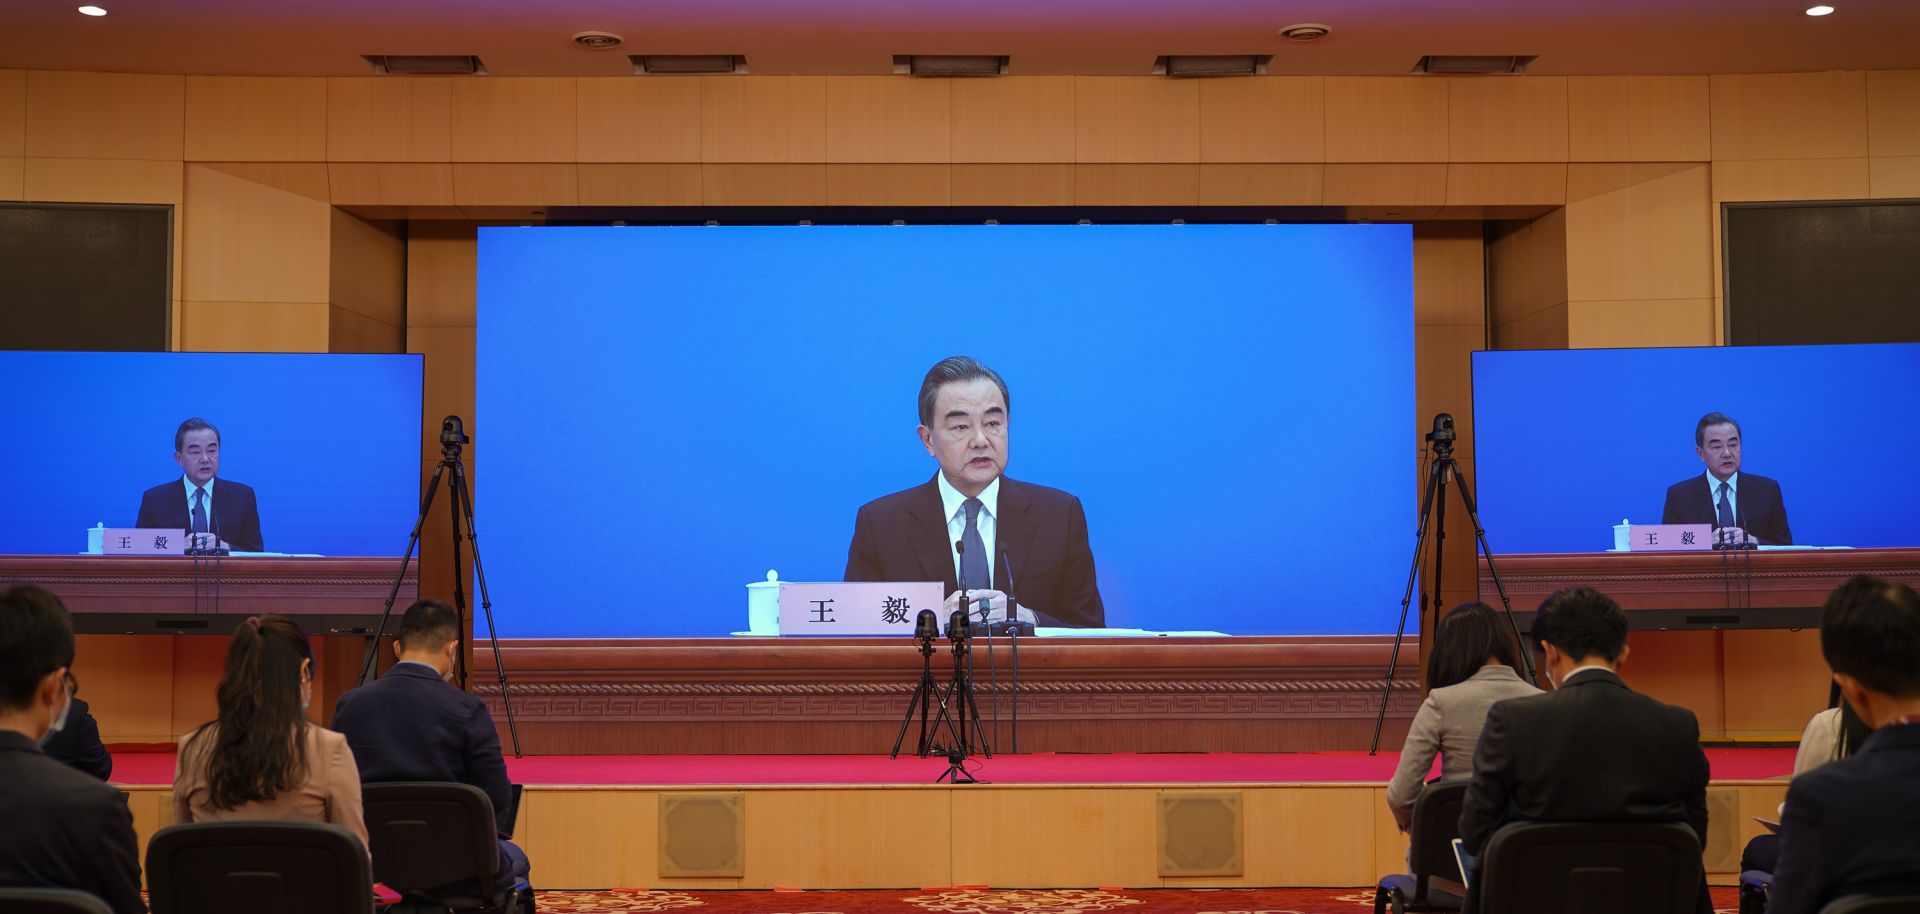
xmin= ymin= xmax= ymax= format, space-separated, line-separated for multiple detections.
xmin=1385 ymin=601 xmax=1541 ymax=831
xmin=0 ymin=586 xmax=146 ymax=914
xmin=174 ymin=614 xmax=367 ymax=852
xmin=1459 ymin=586 xmax=1711 ymax=914
xmin=1768 ymin=576 xmax=1920 ymax=914
xmin=333 ymin=599 xmax=530 ymax=895
xmin=1739 ymin=684 xmax=1869 ymax=880
xmin=41 ymin=669 xmax=113 ymax=781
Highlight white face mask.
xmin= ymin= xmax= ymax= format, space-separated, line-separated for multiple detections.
xmin=38 ymin=686 xmax=72 ymax=746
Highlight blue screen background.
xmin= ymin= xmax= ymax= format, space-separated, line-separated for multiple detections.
xmin=1 ymin=351 xmax=423 ymax=556
xmin=478 ymin=224 xmax=1415 ymax=637
xmin=1472 ymin=344 xmax=1920 ymax=553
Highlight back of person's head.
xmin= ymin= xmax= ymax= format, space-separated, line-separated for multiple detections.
xmin=1821 ymin=575 xmax=1920 ymax=703
xmin=396 ymin=599 xmax=459 ymax=653
xmin=1426 ymin=601 xmax=1521 ymax=692
xmin=1532 ymin=586 xmax=1629 ymax=664
xmin=196 ymin=614 xmax=313 ymax=810
xmin=0 ymin=586 xmax=76 ymax=717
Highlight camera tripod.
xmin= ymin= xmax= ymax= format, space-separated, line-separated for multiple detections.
xmin=890 ymin=609 xmax=992 ymax=783
xmin=359 ymin=415 xmax=521 ymax=757
xmin=1369 ymin=413 xmax=1535 ymax=754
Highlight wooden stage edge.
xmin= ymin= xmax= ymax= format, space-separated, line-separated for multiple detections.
xmin=115 ymin=779 xmax=1789 ymax=890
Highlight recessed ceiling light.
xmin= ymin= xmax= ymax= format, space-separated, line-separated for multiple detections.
xmin=77 ymin=5 xmax=107 ymax=15
xmin=1805 ymin=5 xmax=1835 ymax=15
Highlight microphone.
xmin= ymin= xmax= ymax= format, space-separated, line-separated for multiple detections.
xmin=914 ymin=608 xmax=939 ymax=642
xmin=993 ymin=549 xmax=1035 ymax=637
xmin=954 ymin=539 xmax=973 ymax=635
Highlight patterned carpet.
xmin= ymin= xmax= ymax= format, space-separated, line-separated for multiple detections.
xmin=526 ymin=886 xmax=1745 ymax=913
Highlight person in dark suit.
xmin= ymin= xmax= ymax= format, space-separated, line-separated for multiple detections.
xmin=134 ymin=417 xmax=264 ymax=552
xmin=39 ymin=672 xmax=112 ymax=781
xmin=332 ymin=599 xmax=530 ymax=897
xmin=1768 ymin=576 xmax=1920 ymax=914
xmin=0 ymin=586 xmax=146 ymax=914
xmin=1661 ymin=411 xmax=1791 ymax=545
xmin=1459 ymin=586 xmax=1711 ymax=914
xmin=845 ymin=356 xmax=1104 ymax=629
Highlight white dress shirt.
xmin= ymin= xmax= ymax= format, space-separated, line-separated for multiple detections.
xmin=180 ymin=475 xmax=216 ymax=533
xmin=936 ymin=472 xmax=997 ymax=589
xmin=1705 ymin=470 xmax=1740 ymax=528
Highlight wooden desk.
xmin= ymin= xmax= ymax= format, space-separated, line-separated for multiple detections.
xmin=0 ymin=554 xmax=416 ymax=635
xmin=1477 ymin=548 xmax=1920 ymax=630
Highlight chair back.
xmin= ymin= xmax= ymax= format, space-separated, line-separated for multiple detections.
xmin=0 ymin=888 xmax=115 ymax=914
xmin=1476 ymin=821 xmax=1701 ymax=914
xmin=1820 ymin=897 xmax=1920 ymax=914
xmin=145 ymin=820 xmax=373 ymax=914
xmin=360 ymin=782 xmax=501 ymax=897
xmin=1408 ymin=780 xmax=1471 ymax=881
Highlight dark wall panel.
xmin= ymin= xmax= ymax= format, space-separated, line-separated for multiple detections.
xmin=1725 ymin=200 xmax=1920 ymax=346
xmin=0 ymin=204 xmax=170 ymax=351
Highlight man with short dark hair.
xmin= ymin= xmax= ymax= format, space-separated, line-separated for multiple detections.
xmin=1459 ymin=586 xmax=1711 ymax=914
xmin=1768 ymin=576 xmax=1920 ymax=914
xmin=1661 ymin=411 xmax=1792 ymax=545
xmin=134 ymin=417 xmax=265 ymax=552
xmin=844 ymin=356 xmax=1105 ymax=628
xmin=0 ymin=585 xmax=147 ymax=914
xmin=332 ymin=599 xmax=530 ymax=897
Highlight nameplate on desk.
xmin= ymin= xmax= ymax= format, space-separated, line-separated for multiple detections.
xmin=776 ymin=581 xmax=944 ymax=636
xmin=100 ymin=528 xmax=188 ymax=555
xmin=1626 ymin=523 xmax=1714 ymax=552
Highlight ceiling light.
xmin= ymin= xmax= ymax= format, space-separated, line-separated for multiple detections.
xmin=1805 ymin=5 xmax=1835 ymax=15
xmin=1279 ymin=23 xmax=1331 ymax=41
xmin=573 ymin=31 xmax=623 ymax=50
xmin=77 ymin=5 xmax=107 ymax=15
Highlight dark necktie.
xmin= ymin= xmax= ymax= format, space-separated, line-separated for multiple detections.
xmin=1715 ymin=481 xmax=1734 ymax=529
xmin=191 ymin=487 xmax=209 ymax=534
xmin=959 ymin=497 xmax=989 ymax=592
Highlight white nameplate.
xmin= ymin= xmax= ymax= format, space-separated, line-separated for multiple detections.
xmin=777 ymin=581 xmax=944 ymax=636
xmin=100 ymin=528 xmax=189 ymax=555
xmin=1626 ymin=523 xmax=1714 ymax=552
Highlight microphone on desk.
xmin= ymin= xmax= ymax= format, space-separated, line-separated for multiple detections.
xmin=954 ymin=539 xmax=973 ymax=634
xmin=993 ymin=549 xmax=1035 ymax=637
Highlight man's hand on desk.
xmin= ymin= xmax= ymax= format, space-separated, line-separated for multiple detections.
xmin=942 ymin=589 xmax=1037 ymax=625
xmin=1714 ymin=526 xmax=1755 ymax=545
xmin=187 ymin=533 xmax=232 ymax=551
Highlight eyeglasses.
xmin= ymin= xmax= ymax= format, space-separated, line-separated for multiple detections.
xmin=62 ymin=670 xmax=78 ymax=697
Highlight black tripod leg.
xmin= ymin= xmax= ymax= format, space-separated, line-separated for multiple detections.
xmin=450 ymin=463 xmax=521 ymax=758
xmin=1371 ymin=453 xmax=1446 ymax=754
xmin=891 ymin=672 xmax=934 ymax=759
xmin=361 ymin=460 xmax=447 ymax=686
xmin=1447 ymin=462 xmax=1539 ymax=685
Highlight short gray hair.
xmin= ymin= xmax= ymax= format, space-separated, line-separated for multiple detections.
xmin=917 ymin=357 xmax=1010 ymax=427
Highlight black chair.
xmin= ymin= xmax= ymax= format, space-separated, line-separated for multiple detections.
xmin=145 ymin=820 xmax=374 ymax=914
xmin=1376 ymin=780 xmax=1469 ymax=913
xmin=0 ymin=888 xmax=115 ymax=914
xmin=360 ymin=782 xmax=532 ymax=914
xmin=1472 ymin=821 xmax=1703 ymax=914
xmin=1821 ymin=897 xmax=1920 ymax=914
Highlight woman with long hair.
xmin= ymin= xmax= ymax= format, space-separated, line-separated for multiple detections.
xmin=172 ymin=615 xmax=365 ymax=848
xmin=1384 ymin=601 xmax=1542 ymax=831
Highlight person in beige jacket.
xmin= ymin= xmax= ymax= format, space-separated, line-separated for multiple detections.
xmin=173 ymin=615 xmax=366 ymax=851
xmin=1385 ymin=602 xmax=1541 ymax=831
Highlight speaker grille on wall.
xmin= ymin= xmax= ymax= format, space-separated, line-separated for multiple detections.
xmin=659 ymin=792 xmax=745 ymax=877
xmin=1157 ymin=790 xmax=1244 ymax=877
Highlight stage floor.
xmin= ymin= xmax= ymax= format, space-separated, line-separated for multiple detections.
xmin=108 ymin=747 xmax=1797 ymax=787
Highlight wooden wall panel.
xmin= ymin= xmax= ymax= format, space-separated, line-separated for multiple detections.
xmin=576 ymin=163 xmax=704 ymax=205
xmin=1568 ymin=76 xmax=1711 ymax=163
xmin=1413 ymin=220 xmax=1491 ymax=326
xmin=198 ymin=162 xmax=330 ymax=201
xmin=824 ymin=164 xmax=949 ymax=205
xmin=405 ymin=222 xmax=478 ymax=327
xmin=750 ymin=791 xmax=953 ymax=888
xmin=326 ymin=77 xmax=453 ymax=162
xmin=1246 ymin=788 xmax=1379 ymax=887
xmin=21 ymin=157 xmax=183 ymax=204
xmin=949 ymin=163 xmax=1075 ymax=206
xmin=1710 ymin=157 xmax=1872 ymax=202
xmin=0 ymin=69 xmax=24 ymax=158
xmin=1322 ymin=163 xmax=1447 ymax=206
xmin=1867 ymin=70 xmax=1920 ymax=157
xmin=1721 ymin=629 xmax=1830 ymax=738
xmin=700 ymin=77 xmax=827 ymax=163
xmin=1074 ymin=163 xmax=1199 ymax=205
xmin=1487 ymin=207 xmax=1568 ymax=349
xmin=1445 ymin=163 xmax=1565 ymax=205
xmin=73 ymin=635 xmax=175 ymax=744
xmin=1448 ymin=77 xmax=1569 ymax=162
xmin=1196 ymin=164 xmax=1321 ymax=205
xmin=1622 ymin=631 xmax=1725 ymax=738
xmin=185 ymin=76 xmax=326 ymax=162
xmin=329 ymin=304 xmax=404 ymax=353
xmin=520 ymin=790 xmax=659 ymax=889
xmin=1566 ymin=163 xmax=1711 ymax=303
xmin=329 ymin=209 xmax=404 ymax=327
xmin=950 ymin=77 xmax=1075 ymax=163
xmin=1709 ymin=72 xmax=1869 ymax=161
xmin=328 ymin=163 xmax=456 ymax=206
xmin=1324 ymin=77 xmax=1449 ymax=163
xmin=1566 ymin=298 xmax=1714 ymax=349
xmin=182 ymin=163 xmax=331 ymax=304
xmin=0 ymin=155 xmax=19 ymax=199
xmin=702 ymin=163 xmax=827 ymax=205
xmin=449 ymin=78 xmax=577 ymax=163
xmin=574 ymin=77 xmax=702 ymax=163
xmin=450 ymin=163 xmax=578 ymax=206
xmin=1871 ymin=156 xmax=1920 ymax=197
xmin=1197 ymin=77 xmax=1324 ymax=162
xmin=180 ymin=300 xmax=330 ymax=352
xmin=1074 ymin=77 xmax=1200 ymax=163
xmin=25 ymin=71 xmax=184 ymax=161
xmin=952 ymin=789 xmax=1158 ymax=887
xmin=1491 ymin=301 xmax=1567 ymax=351
xmin=824 ymin=77 xmax=951 ymax=163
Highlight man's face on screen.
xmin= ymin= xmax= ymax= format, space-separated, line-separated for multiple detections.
xmin=918 ymin=378 xmax=1007 ymax=497
xmin=1695 ymin=422 xmax=1741 ymax=481
xmin=175 ymin=428 xmax=221 ymax=485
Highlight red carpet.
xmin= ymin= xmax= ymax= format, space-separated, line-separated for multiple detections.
xmin=525 ymin=887 xmax=1744 ymax=913
xmin=105 ymin=748 xmax=1794 ymax=787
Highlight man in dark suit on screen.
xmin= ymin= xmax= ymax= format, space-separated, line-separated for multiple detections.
xmin=332 ymin=599 xmax=531 ymax=898
xmin=1768 ymin=576 xmax=1920 ymax=914
xmin=1661 ymin=411 xmax=1792 ymax=545
xmin=134 ymin=417 xmax=264 ymax=553
xmin=845 ymin=356 xmax=1105 ymax=629
xmin=1459 ymin=586 xmax=1711 ymax=914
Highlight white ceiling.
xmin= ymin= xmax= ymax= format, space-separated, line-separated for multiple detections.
xmin=0 ymin=0 xmax=1916 ymax=77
